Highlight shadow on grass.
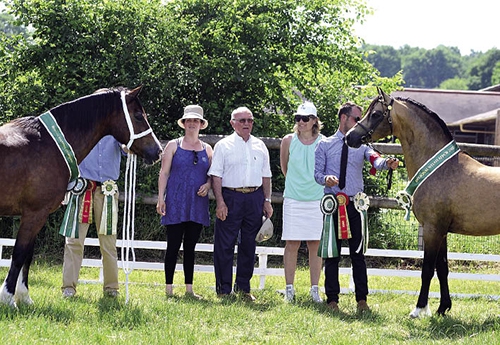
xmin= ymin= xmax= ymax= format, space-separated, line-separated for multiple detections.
xmin=404 ymin=314 xmax=500 ymax=340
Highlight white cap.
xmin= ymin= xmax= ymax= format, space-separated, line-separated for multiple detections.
xmin=295 ymin=101 xmax=317 ymax=117
xmin=255 ymin=217 xmax=273 ymax=242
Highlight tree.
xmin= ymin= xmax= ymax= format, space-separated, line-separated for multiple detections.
xmin=439 ymin=77 xmax=468 ymax=90
xmin=492 ymin=61 xmax=500 ymax=86
xmin=0 ymin=0 xmax=401 ymax=138
xmin=467 ymin=49 xmax=500 ymax=90
xmin=362 ymin=44 xmax=401 ymax=78
xmin=401 ymin=45 xmax=462 ymax=88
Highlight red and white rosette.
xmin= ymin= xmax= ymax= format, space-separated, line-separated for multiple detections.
xmin=336 ymin=192 xmax=351 ymax=240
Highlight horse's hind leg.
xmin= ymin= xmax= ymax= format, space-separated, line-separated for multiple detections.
xmin=435 ymin=237 xmax=451 ymax=315
xmin=14 ymin=238 xmax=36 ymax=305
xmin=0 ymin=215 xmax=46 ymax=307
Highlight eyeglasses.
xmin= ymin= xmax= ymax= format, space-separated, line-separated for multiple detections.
xmin=294 ymin=115 xmax=315 ymax=122
xmin=192 ymin=150 xmax=198 ymax=165
xmin=348 ymin=115 xmax=361 ymax=122
xmin=234 ymin=118 xmax=254 ymax=124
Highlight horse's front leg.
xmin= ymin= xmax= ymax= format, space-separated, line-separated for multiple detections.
xmin=410 ymin=229 xmax=444 ymax=318
xmin=435 ymin=236 xmax=451 ymax=315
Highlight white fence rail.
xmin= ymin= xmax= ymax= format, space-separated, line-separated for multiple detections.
xmin=2 ymin=237 xmax=500 ymax=290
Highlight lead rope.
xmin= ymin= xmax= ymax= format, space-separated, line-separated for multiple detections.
xmin=121 ymin=153 xmax=137 ymax=304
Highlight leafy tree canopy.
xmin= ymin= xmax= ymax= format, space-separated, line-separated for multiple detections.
xmin=0 ymin=0 xmax=401 ymax=139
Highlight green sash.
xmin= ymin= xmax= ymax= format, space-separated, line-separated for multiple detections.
xmin=38 ymin=111 xmax=79 ymax=183
xmin=396 ymin=140 xmax=460 ymax=220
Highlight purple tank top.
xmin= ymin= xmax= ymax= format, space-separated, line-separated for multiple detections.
xmin=161 ymin=141 xmax=210 ymax=226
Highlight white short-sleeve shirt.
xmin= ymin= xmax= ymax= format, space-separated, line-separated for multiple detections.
xmin=208 ymin=132 xmax=272 ymax=187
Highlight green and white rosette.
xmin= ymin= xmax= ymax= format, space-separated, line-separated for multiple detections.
xmin=99 ymin=180 xmax=119 ymax=235
xmin=318 ymin=194 xmax=339 ymax=258
xmin=59 ymin=178 xmax=88 ymax=238
xmin=395 ymin=191 xmax=413 ymax=221
xmin=353 ymin=192 xmax=370 ymax=254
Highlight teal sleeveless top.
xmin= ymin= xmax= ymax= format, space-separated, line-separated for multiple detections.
xmin=283 ymin=133 xmax=324 ymax=201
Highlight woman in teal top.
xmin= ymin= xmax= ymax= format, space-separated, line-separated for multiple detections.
xmin=280 ymin=101 xmax=324 ymax=303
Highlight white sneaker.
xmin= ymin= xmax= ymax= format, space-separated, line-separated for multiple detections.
xmin=284 ymin=285 xmax=295 ymax=302
xmin=62 ymin=288 xmax=75 ymax=298
xmin=310 ymin=286 xmax=323 ymax=303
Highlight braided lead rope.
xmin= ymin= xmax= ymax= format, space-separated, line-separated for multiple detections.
xmin=121 ymin=153 xmax=137 ymax=304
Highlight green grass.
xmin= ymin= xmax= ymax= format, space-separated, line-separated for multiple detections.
xmin=1 ymin=264 xmax=500 ymax=344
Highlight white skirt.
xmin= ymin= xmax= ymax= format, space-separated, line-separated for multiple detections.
xmin=281 ymin=198 xmax=323 ymax=241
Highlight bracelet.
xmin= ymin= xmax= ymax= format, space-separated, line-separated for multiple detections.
xmin=265 ymin=198 xmax=272 ymax=203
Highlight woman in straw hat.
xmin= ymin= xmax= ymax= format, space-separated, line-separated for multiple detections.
xmin=157 ymin=104 xmax=212 ymax=298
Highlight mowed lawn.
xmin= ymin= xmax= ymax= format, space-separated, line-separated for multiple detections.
xmin=1 ymin=263 xmax=500 ymax=345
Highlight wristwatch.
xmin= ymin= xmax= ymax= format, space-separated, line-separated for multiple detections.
xmin=265 ymin=198 xmax=272 ymax=203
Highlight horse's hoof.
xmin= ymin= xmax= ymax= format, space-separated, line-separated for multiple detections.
xmin=0 ymin=287 xmax=17 ymax=308
xmin=409 ymin=305 xmax=432 ymax=318
xmin=15 ymin=293 xmax=34 ymax=306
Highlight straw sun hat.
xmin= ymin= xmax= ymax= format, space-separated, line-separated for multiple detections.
xmin=177 ymin=104 xmax=208 ymax=130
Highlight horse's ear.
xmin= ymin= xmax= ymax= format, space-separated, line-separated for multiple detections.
xmin=129 ymin=85 xmax=143 ymax=98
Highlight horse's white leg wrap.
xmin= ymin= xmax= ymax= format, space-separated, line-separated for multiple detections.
xmin=14 ymin=272 xmax=33 ymax=305
xmin=409 ymin=304 xmax=432 ymax=318
xmin=0 ymin=280 xmax=17 ymax=308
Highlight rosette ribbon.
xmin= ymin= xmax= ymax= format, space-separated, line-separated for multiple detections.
xmin=353 ymin=192 xmax=370 ymax=254
xmin=318 ymin=194 xmax=339 ymax=258
xmin=336 ymin=192 xmax=351 ymax=240
xmin=59 ymin=178 xmax=88 ymax=238
xmin=99 ymin=180 xmax=119 ymax=235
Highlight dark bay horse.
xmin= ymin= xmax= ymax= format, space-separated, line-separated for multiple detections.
xmin=0 ymin=86 xmax=162 ymax=307
xmin=345 ymin=87 xmax=500 ymax=318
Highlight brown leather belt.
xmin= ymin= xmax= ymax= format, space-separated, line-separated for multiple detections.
xmin=225 ymin=187 xmax=259 ymax=194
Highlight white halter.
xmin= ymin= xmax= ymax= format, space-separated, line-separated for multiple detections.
xmin=120 ymin=90 xmax=159 ymax=149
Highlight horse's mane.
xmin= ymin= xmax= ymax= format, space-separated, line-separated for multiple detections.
xmin=395 ymin=97 xmax=453 ymax=141
xmin=49 ymin=87 xmax=128 ymax=133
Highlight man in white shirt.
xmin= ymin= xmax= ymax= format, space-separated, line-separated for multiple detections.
xmin=208 ymin=106 xmax=273 ymax=300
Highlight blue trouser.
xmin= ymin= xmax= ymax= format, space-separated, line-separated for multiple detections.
xmin=324 ymin=202 xmax=368 ymax=303
xmin=214 ymin=188 xmax=263 ymax=294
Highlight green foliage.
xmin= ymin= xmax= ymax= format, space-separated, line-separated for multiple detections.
xmin=0 ymin=0 xmax=404 ymax=256
xmin=363 ymin=44 xmax=401 ymax=78
xmin=492 ymin=61 xmax=500 ymax=86
xmin=0 ymin=0 xmax=401 ymax=137
xmin=467 ymin=49 xmax=500 ymax=90
xmin=439 ymin=77 xmax=469 ymax=90
xmin=362 ymin=43 xmax=500 ymax=90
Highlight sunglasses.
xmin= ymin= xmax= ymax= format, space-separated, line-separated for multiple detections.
xmin=294 ymin=115 xmax=315 ymax=122
xmin=234 ymin=118 xmax=254 ymax=124
xmin=192 ymin=150 xmax=198 ymax=165
xmin=347 ymin=114 xmax=361 ymax=122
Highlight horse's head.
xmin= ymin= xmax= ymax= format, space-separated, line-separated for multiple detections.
xmin=345 ymin=87 xmax=394 ymax=148
xmin=111 ymin=86 xmax=162 ymax=164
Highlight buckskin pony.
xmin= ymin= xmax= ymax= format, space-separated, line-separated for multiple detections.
xmin=345 ymin=87 xmax=500 ymax=318
xmin=0 ymin=86 xmax=162 ymax=307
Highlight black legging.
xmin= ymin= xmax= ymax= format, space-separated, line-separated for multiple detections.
xmin=164 ymin=221 xmax=203 ymax=285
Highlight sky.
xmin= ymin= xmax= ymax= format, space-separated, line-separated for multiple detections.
xmin=354 ymin=0 xmax=499 ymax=55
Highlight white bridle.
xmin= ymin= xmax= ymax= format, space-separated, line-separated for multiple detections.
xmin=120 ymin=90 xmax=160 ymax=150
